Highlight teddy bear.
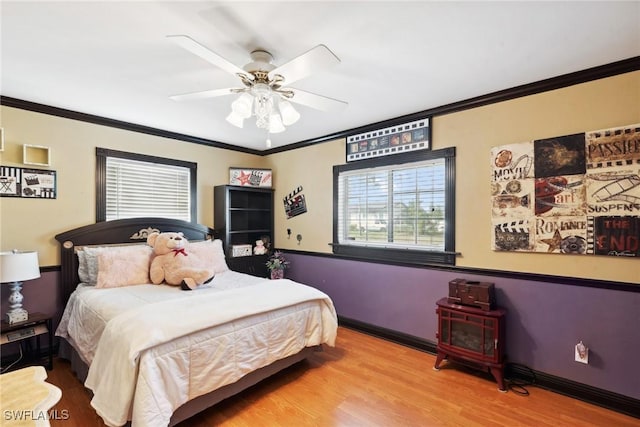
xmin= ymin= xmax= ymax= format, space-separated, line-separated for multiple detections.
xmin=147 ymin=231 xmax=215 ymax=291
xmin=253 ymin=239 xmax=267 ymax=255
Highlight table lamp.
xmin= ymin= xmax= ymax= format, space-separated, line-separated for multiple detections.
xmin=0 ymin=250 xmax=41 ymax=324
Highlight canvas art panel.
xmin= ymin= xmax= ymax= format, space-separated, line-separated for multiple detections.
xmin=490 ymin=123 xmax=639 ymax=257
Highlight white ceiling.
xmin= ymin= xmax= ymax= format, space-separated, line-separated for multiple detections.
xmin=1 ymin=1 xmax=639 ymax=152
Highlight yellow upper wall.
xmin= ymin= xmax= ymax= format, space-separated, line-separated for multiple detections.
xmin=263 ymin=140 xmax=344 ymax=253
xmin=267 ymin=71 xmax=640 ymax=283
xmin=1 ymin=71 xmax=638 ymax=282
xmin=0 ymin=107 xmax=264 ymax=266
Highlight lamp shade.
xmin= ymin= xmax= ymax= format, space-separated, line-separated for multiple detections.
xmin=0 ymin=251 xmax=41 ymax=283
xmin=279 ymin=100 xmax=300 ymax=126
xmin=268 ymin=112 xmax=285 ymax=133
xmin=231 ymin=92 xmax=254 ymax=119
xmin=226 ymin=111 xmax=244 ymax=128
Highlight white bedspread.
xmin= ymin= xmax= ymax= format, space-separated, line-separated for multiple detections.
xmin=56 ymin=271 xmax=337 ymax=427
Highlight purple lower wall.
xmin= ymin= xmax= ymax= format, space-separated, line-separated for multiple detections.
xmin=2 ymin=264 xmax=638 ymax=401
xmin=1 ymin=270 xmax=63 ymax=354
xmin=1 ymin=271 xmax=62 ymax=322
xmin=284 ymin=253 xmax=640 ymax=400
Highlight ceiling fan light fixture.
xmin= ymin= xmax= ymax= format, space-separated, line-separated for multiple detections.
xmin=168 ymin=37 xmax=347 ymax=146
xmin=231 ymin=92 xmax=254 ymax=119
xmin=226 ymin=111 xmax=244 ymax=128
xmin=278 ymin=100 xmax=300 ymax=126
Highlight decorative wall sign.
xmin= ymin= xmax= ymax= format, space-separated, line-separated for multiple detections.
xmin=0 ymin=166 xmax=57 ymax=199
xmin=346 ymin=117 xmax=431 ymax=162
xmin=491 ymin=123 xmax=639 ymax=257
xmin=229 ymin=168 xmax=272 ymax=188
xmin=284 ymin=186 xmax=307 ymax=219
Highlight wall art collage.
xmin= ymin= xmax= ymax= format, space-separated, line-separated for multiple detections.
xmin=491 ymin=123 xmax=639 ymax=257
xmin=0 ymin=166 xmax=57 ymax=199
xmin=346 ymin=117 xmax=430 ymax=162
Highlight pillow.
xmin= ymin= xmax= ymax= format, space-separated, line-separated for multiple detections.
xmin=189 ymin=239 xmax=229 ymax=274
xmin=78 ymin=246 xmax=108 ymax=285
xmin=77 ymin=249 xmax=90 ymax=283
xmin=95 ymin=245 xmax=154 ymax=288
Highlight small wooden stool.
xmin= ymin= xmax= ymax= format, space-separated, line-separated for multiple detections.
xmin=0 ymin=366 xmax=62 ymax=426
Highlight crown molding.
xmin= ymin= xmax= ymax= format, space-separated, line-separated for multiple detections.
xmin=0 ymin=96 xmax=263 ymax=156
xmin=2 ymin=56 xmax=638 ymax=156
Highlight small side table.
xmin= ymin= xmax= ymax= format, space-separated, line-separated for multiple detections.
xmin=0 ymin=313 xmax=53 ymax=371
xmin=226 ymin=255 xmax=269 ymax=278
xmin=0 ymin=365 xmax=62 ymax=426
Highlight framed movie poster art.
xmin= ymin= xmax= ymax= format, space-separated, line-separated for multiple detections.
xmin=346 ymin=117 xmax=431 ymax=162
xmin=0 ymin=166 xmax=57 ymax=198
xmin=229 ymin=167 xmax=272 ymax=188
xmin=0 ymin=166 xmax=20 ymax=197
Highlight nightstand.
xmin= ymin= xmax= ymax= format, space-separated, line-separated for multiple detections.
xmin=226 ymin=255 xmax=269 ymax=278
xmin=0 ymin=313 xmax=53 ymax=371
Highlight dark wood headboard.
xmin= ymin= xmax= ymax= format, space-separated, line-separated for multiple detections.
xmin=55 ymin=218 xmax=216 ymax=304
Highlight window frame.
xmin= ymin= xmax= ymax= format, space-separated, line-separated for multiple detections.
xmin=96 ymin=147 xmax=197 ymax=222
xmin=332 ymin=147 xmax=457 ymax=266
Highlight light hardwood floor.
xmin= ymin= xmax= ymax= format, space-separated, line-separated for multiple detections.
xmin=47 ymin=327 xmax=639 ymax=426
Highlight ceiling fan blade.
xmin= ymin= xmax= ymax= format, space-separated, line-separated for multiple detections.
xmin=169 ymin=88 xmax=238 ymax=102
xmin=288 ymin=88 xmax=348 ymax=112
xmin=167 ymin=35 xmax=250 ymax=78
xmin=269 ymin=45 xmax=340 ymax=86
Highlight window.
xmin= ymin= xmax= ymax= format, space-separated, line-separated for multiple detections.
xmin=96 ymin=148 xmax=196 ymax=222
xmin=333 ymin=147 xmax=456 ymax=266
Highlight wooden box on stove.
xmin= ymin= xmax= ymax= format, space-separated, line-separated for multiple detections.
xmin=447 ymin=278 xmax=495 ymax=311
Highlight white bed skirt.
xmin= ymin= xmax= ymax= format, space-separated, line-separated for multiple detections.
xmin=58 ymin=338 xmax=319 ymax=426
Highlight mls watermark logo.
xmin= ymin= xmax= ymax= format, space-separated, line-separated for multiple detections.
xmin=3 ymin=409 xmax=70 ymax=422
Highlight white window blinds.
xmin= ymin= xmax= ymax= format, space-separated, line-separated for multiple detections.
xmin=337 ymin=158 xmax=445 ymax=251
xmin=105 ymin=157 xmax=191 ymax=221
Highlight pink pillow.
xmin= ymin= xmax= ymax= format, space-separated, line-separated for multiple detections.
xmin=96 ymin=245 xmax=153 ymax=288
xmin=188 ymin=239 xmax=229 ymax=274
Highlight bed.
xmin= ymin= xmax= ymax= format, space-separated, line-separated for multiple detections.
xmin=54 ymin=218 xmax=338 ymax=427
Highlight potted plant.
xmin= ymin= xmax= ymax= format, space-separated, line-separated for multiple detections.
xmin=265 ymin=251 xmax=289 ymax=280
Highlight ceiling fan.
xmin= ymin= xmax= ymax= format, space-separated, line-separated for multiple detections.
xmin=168 ymin=35 xmax=348 ymax=146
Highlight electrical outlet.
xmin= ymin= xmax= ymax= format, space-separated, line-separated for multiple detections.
xmin=575 ymin=341 xmax=589 ymax=364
